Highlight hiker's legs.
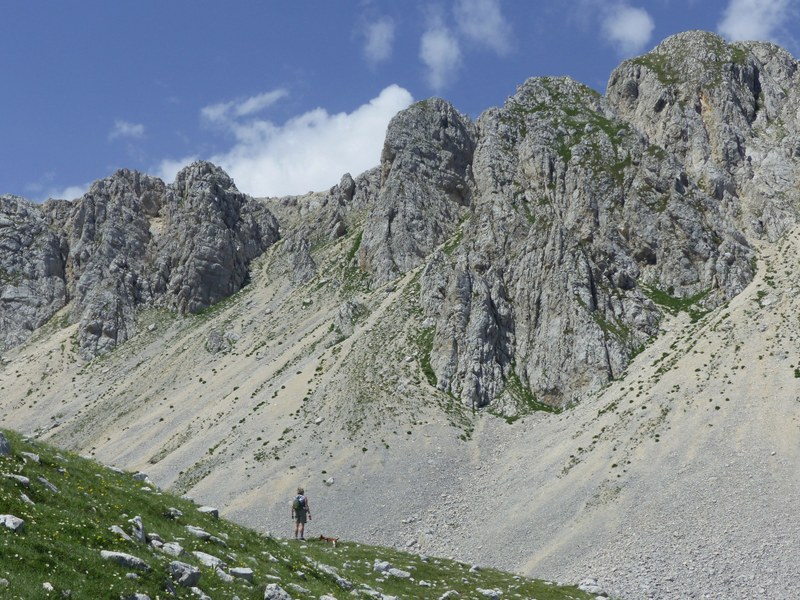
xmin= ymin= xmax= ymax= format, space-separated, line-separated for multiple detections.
xmin=298 ymin=522 xmax=305 ymax=539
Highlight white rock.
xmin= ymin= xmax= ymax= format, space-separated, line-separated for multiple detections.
xmin=198 ymin=506 xmax=219 ymax=519
xmin=100 ymin=550 xmax=150 ymax=571
xmin=230 ymin=567 xmax=254 ymax=582
xmin=160 ymin=542 xmax=185 ymax=557
xmin=0 ymin=514 xmax=25 ymax=533
xmin=192 ymin=550 xmax=225 ymax=569
xmin=168 ymin=561 xmax=201 ymax=587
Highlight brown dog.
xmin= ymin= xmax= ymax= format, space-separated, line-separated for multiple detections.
xmin=319 ymin=535 xmax=339 ymax=547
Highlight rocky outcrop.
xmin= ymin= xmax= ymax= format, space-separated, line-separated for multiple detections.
xmin=358 ymin=98 xmax=478 ymax=284
xmin=2 ymin=32 xmax=798 ymax=411
xmin=0 ymin=196 xmax=66 ymax=351
xmin=381 ymin=76 xmax=754 ymax=408
xmin=0 ymin=162 xmax=280 ymax=358
xmin=607 ymin=31 xmax=800 ymax=241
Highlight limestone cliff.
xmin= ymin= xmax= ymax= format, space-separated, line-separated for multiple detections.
xmin=2 ymin=31 xmax=798 ymax=410
xmin=1 ymin=162 xmax=279 ymax=358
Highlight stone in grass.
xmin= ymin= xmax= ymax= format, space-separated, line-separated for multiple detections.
xmin=100 ymin=550 xmax=150 ymax=571
xmin=0 ymin=432 xmax=10 ymax=456
xmin=166 ymin=507 xmax=183 ymax=520
xmin=185 ymin=525 xmax=211 ymax=540
xmin=198 ymin=506 xmax=219 ymax=519
xmin=109 ymin=525 xmax=135 ymax=544
xmin=129 ymin=516 xmax=146 ymax=543
xmin=287 ymin=583 xmax=311 ymax=595
xmin=20 ymin=452 xmax=40 ymax=464
xmin=0 ymin=514 xmax=25 ymax=533
xmin=192 ymin=550 xmax=225 ymax=569
xmin=230 ymin=567 xmax=254 ymax=583
xmin=215 ymin=567 xmax=234 ymax=583
xmin=169 ymin=561 xmax=201 ymax=587
xmin=264 ymin=583 xmax=292 ymax=600
xmin=37 ymin=476 xmax=59 ymax=493
xmin=132 ymin=472 xmax=154 ymax=486
xmin=121 ymin=594 xmax=151 ymax=600
xmin=3 ymin=473 xmax=30 ymax=487
xmin=373 ymin=560 xmax=391 ymax=572
xmin=387 ymin=568 xmax=411 ymax=579
xmin=476 ymin=589 xmax=502 ymax=599
xmin=159 ymin=542 xmax=185 ymax=557
xmin=190 ymin=587 xmax=212 ymax=600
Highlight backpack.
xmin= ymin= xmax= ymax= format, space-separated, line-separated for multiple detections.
xmin=293 ymin=494 xmax=306 ymax=511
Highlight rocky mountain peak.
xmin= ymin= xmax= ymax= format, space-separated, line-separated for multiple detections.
xmin=0 ymin=163 xmax=279 ymax=357
xmin=608 ymin=30 xmax=800 ymax=242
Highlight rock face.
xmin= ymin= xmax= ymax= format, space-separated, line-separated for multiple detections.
xmin=607 ymin=31 xmax=800 ymax=241
xmin=1 ymin=32 xmax=798 ymax=410
xmin=0 ymin=196 xmax=66 ymax=351
xmin=359 ymin=98 xmax=478 ymax=284
xmin=416 ymin=74 xmax=754 ymax=408
xmin=0 ymin=162 xmax=279 ymax=358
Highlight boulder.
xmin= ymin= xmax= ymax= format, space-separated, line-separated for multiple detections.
xmin=192 ymin=551 xmax=225 ymax=569
xmin=99 ymin=550 xmax=150 ymax=571
xmin=0 ymin=514 xmax=24 ymax=533
xmin=263 ymin=583 xmax=292 ymax=600
xmin=168 ymin=561 xmax=201 ymax=587
xmin=230 ymin=567 xmax=254 ymax=583
xmin=197 ymin=506 xmax=219 ymax=519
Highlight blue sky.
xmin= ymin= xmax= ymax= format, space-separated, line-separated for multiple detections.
xmin=2 ymin=0 xmax=798 ymax=201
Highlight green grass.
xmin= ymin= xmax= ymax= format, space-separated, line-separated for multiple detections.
xmin=415 ymin=326 xmax=438 ymax=387
xmin=642 ymin=285 xmax=710 ymax=322
xmin=0 ymin=429 xmax=595 ymax=599
xmin=498 ymin=369 xmax=561 ymax=423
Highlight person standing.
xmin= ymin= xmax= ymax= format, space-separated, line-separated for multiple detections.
xmin=291 ymin=487 xmax=311 ymax=540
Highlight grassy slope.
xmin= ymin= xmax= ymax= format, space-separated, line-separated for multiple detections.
xmin=0 ymin=429 xmax=594 ymax=600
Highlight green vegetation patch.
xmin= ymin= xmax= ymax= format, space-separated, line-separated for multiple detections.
xmin=0 ymin=429 xmax=594 ymax=599
xmin=642 ymin=284 xmax=710 ymax=322
xmin=497 ymin=368 xmax=561 ymax=423
xmin=414 ymin=326 xmax=438 ymax=387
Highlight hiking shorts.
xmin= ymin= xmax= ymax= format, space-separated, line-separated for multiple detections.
xmin=294 ymin=509 xmax=307 ymax=524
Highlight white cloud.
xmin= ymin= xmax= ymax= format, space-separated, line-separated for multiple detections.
xmin=156 ymin=156 xmax=198 ymax=185
xmin=47 ymin=183 xmax=91 ymax=201
xmin=600 ymin=3 xmax=655 ymax=56
xmin=109 ymin=120 xmax=145 ymax=141
xmin=717 ymin=0 xmax=795 ymax=42
xmin=454 ymin=0 xmax=513 ymax=55
xmin=159 ymin=85 xmax=414 ymax=198
xmin=420 ymin=17 xmax=462 ymax=91
xmin=201 ymin=89 xmax=289 ymax=124
xmin=363 ymin=17 xmax=395 ymax=65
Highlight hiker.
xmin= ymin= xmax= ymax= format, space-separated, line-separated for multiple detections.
xmin=291 ymin=486 xmax=311 ymax=540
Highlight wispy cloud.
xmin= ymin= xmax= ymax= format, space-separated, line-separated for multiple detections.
xmin=420 ymin=14 xmax=462 ymax=91
xmin=108 ymin=120 xmax=145 ymax=141
xmin=362 ymin=16 xmax=395 ymax=65
xmin=454 ymin=0 xmax=513 ymax=56
xmin=159 ymin=85 xmax=414 ymax=198
xmin=599 ymin=2 xmax=655 ymax=56
xmin=717 ymin=0 xmax=796 ymax=42
xmin=201 ymin=89 xmax=289 ymax=124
